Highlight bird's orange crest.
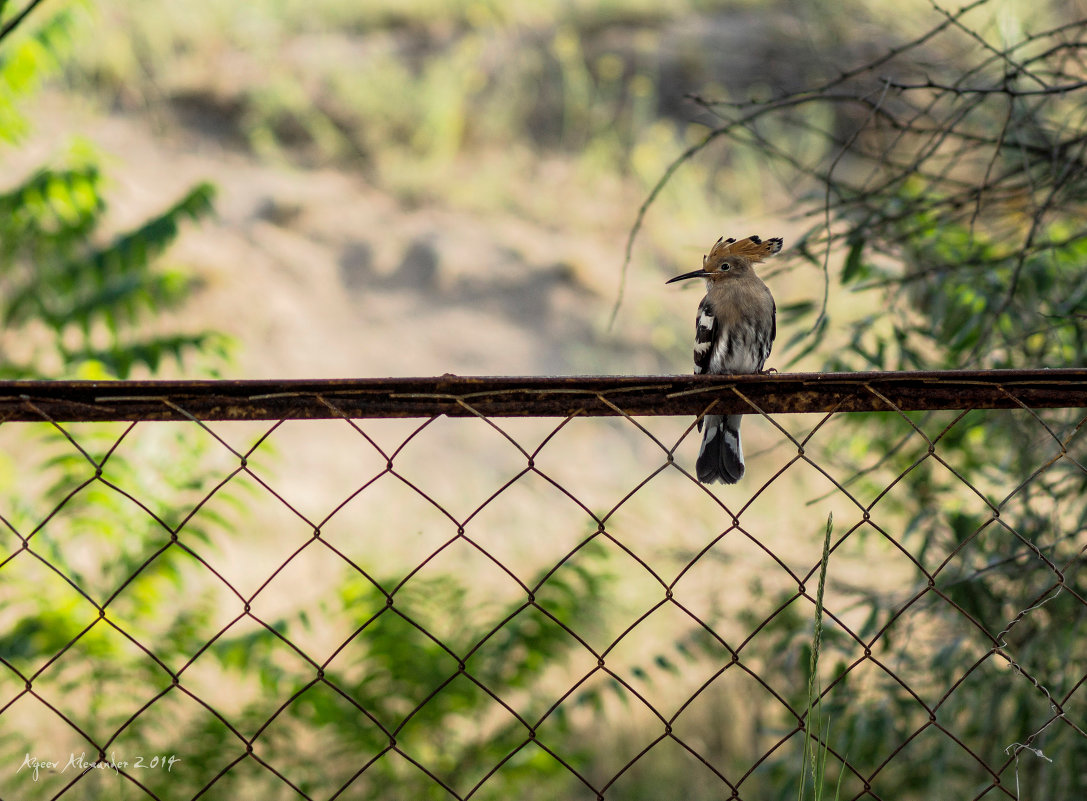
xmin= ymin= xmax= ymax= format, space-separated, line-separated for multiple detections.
xmin=704 ymin=234 xmax=783 ymax=267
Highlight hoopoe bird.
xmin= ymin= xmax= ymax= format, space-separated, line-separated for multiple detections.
xmin=667 ymin=235 xmax=780 ymax=484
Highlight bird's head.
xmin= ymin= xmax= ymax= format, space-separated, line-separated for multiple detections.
xmin=666 ymin=234 xmax=782 ymax=285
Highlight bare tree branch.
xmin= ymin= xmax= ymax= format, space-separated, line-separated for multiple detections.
xmin=618 ymin=0 xmax=1087 ymax=372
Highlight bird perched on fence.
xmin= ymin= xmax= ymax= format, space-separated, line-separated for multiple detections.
xmin=667 ymin=234 xmax=780 ymax=484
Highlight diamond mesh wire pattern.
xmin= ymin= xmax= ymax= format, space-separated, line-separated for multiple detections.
xmin=0 ymin=373 xmax=1085 ymax=801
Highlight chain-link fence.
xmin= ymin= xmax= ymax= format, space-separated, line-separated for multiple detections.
xmin=2 ymin=371 xmax=1085 ymax=801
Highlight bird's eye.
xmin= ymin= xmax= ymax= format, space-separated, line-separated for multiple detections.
xmin=720 ymin=263 xmax=731 ymax=271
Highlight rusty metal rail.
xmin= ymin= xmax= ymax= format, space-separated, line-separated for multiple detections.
xmin=1 ymin=369 xmax=1085 ymax=422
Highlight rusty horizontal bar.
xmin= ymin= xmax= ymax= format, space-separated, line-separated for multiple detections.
xmin=0 ymin=369 xmax=1084 ymax=423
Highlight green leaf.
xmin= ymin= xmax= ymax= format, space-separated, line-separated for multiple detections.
xmin=779 ymin=299 xmax=816 ymax=321
xmin=841 ymin=232 xmax=866 ymax=283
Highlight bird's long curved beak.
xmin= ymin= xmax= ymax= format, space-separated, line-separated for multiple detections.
xmin=666 ymin=269 xmax=709 ymax=284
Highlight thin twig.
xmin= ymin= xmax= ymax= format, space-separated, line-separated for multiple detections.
xmin=0 ymin=0 xmax=50 ymax=45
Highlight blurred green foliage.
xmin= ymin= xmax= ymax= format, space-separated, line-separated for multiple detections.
xmin=0 ymin=5 xmax=235 ymax=800
xmin=0 ymin=6 xmax=222 ymax=379
xmin=173 ymin=541 xmax=617 ymax=801
xmin=804 ymin=199 xmax=1087 ymax=373
xmin=777 ymin=212 xmax=1087 ymax=800
xmin=747 ymin=7 xmax=1087 ymax=797
xmin=0 ymin=168 xmax=219 ymax=378
xmin=67 ymin=0 xmax=752 ymax=232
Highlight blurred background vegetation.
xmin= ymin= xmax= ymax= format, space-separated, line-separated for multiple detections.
xmin=1 ymin=0 xmax=1085 ymax=799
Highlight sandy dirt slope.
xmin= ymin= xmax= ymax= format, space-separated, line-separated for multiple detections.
xmin=13 ymin=90 xmax=700 ymax=382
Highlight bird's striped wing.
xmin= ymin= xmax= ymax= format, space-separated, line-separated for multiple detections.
xmin=692 ymin=296 xmax=716 ymax=376
xmin=692 ymin=296 xmax=717 ymax=433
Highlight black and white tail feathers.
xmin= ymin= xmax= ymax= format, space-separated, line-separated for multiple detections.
xmin=696 ymin=413 xmax=745 ymax=484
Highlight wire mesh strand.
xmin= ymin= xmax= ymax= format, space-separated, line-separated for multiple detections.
xmin=0 ymin=373 xmax=1085 ymax=801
